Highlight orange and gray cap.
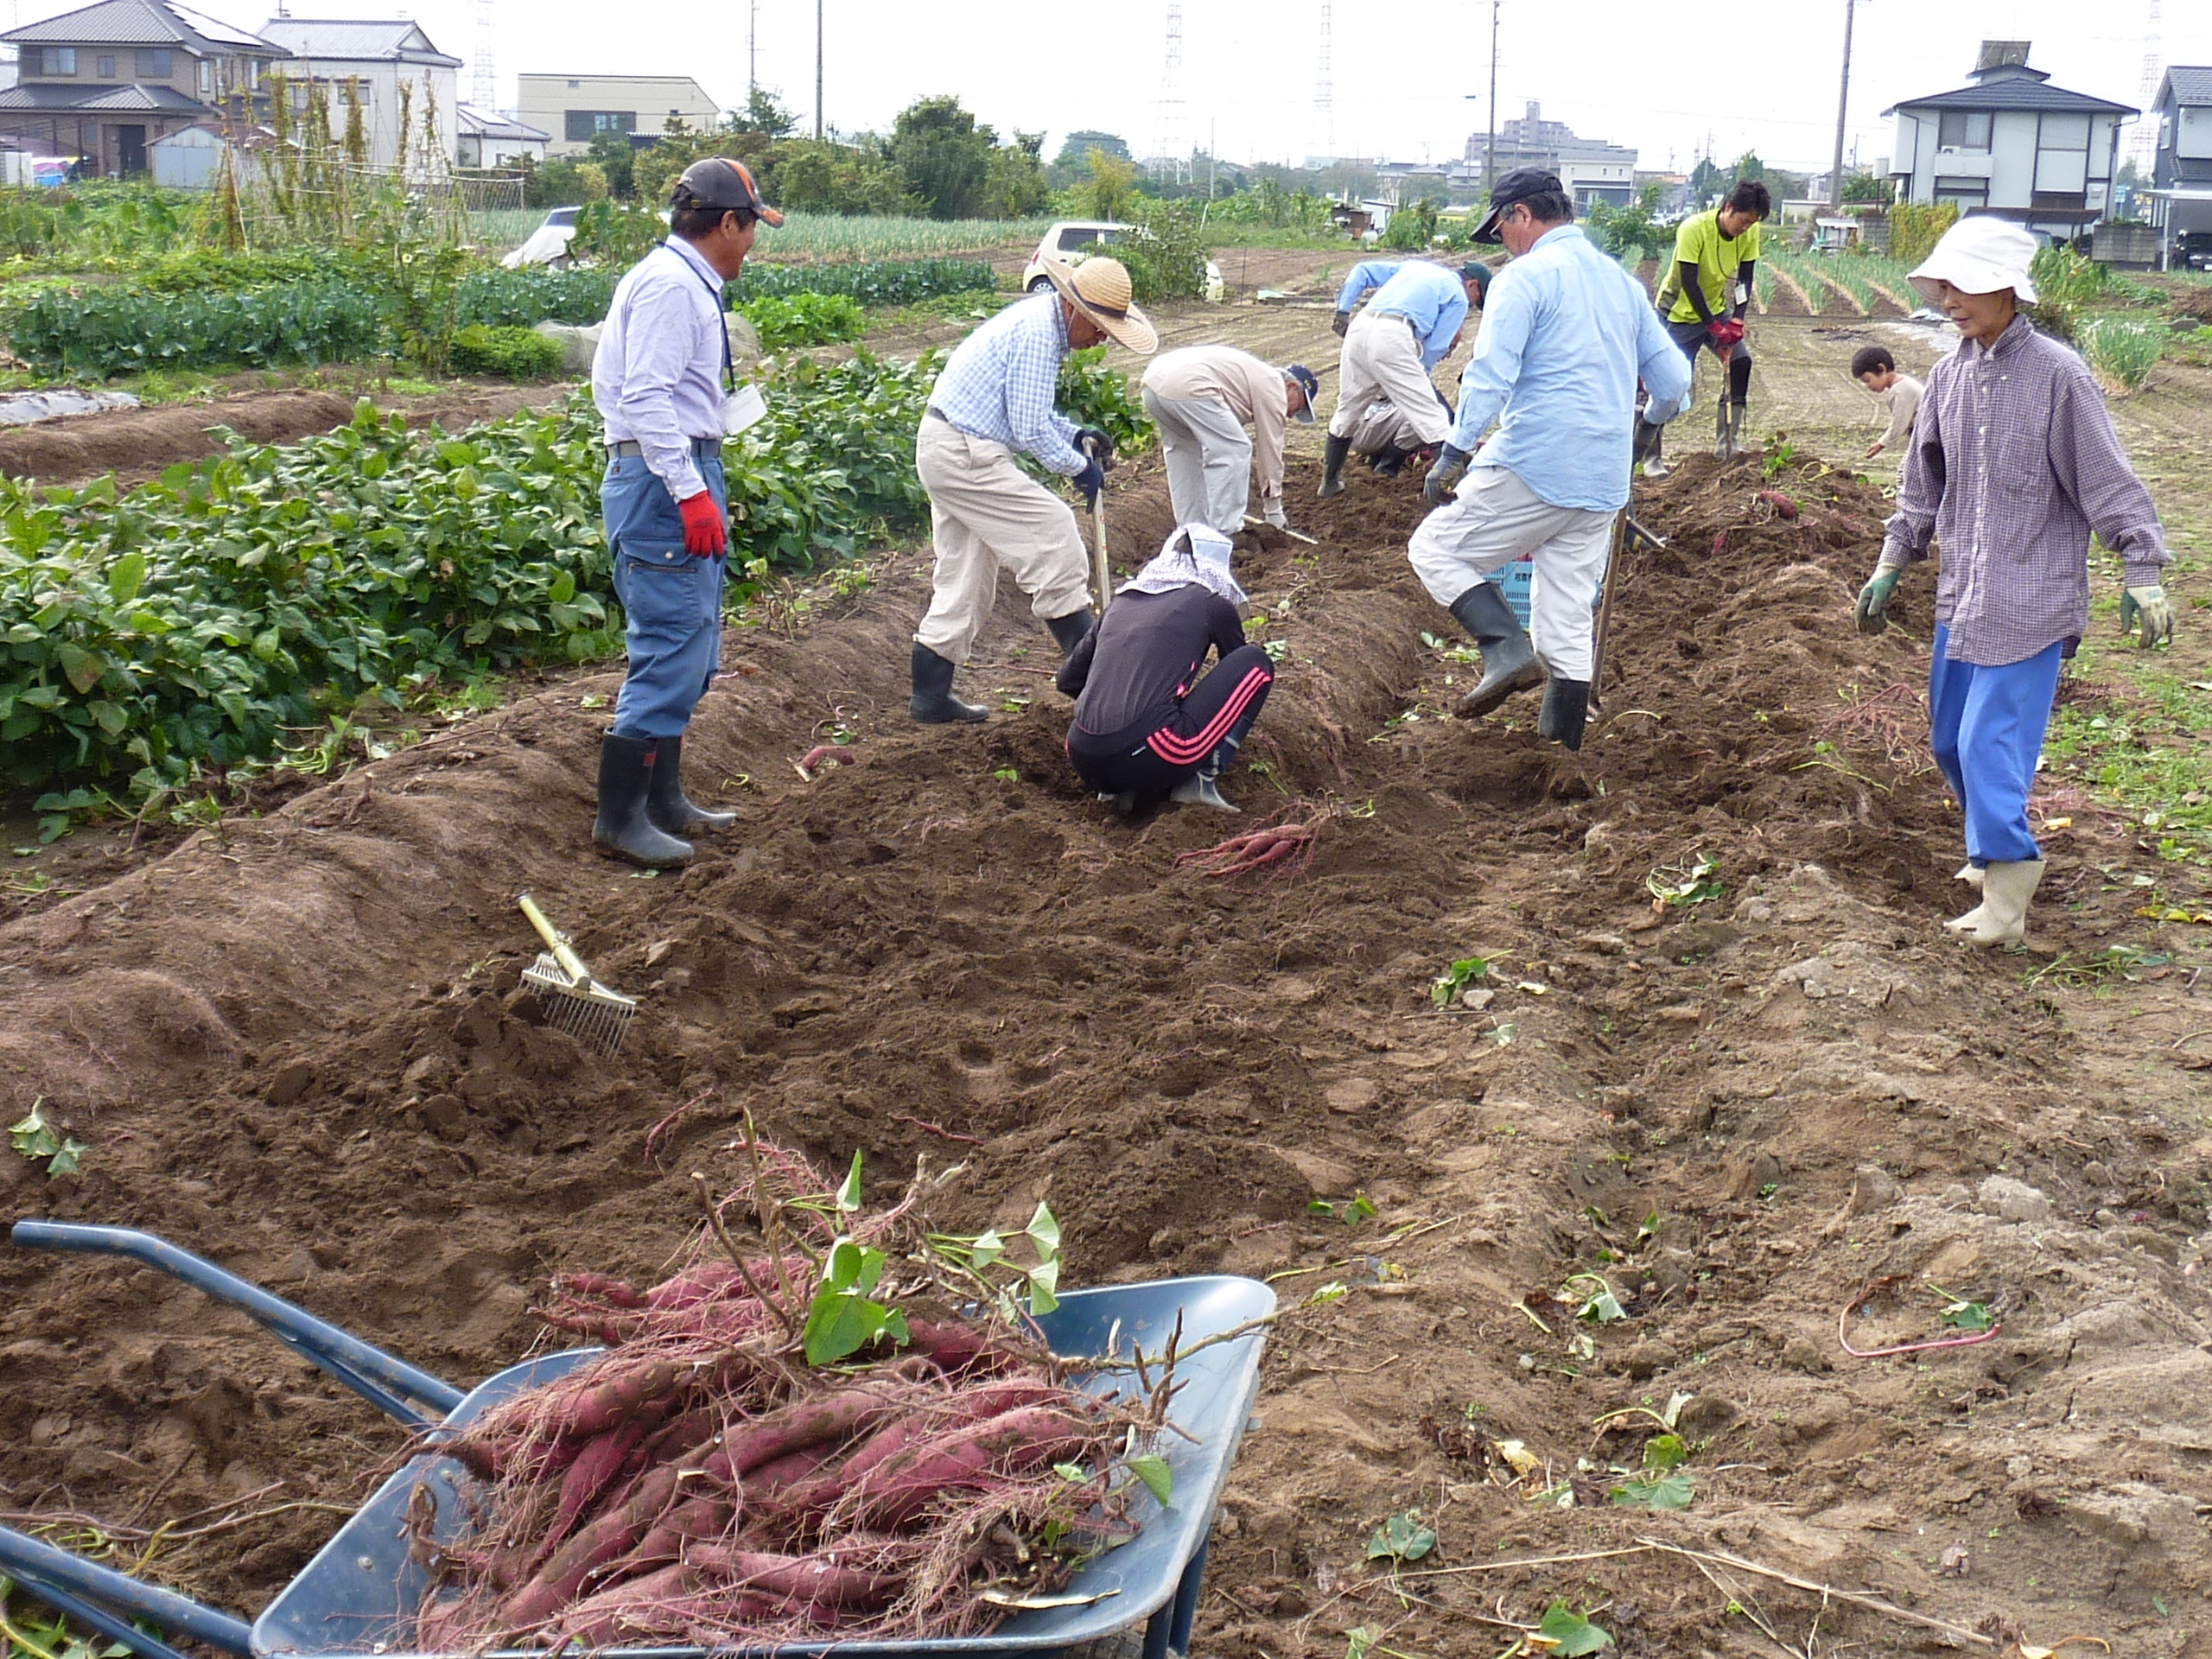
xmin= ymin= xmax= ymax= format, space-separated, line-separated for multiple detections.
xmin=672 ymin=157 xmax=783 ymax=227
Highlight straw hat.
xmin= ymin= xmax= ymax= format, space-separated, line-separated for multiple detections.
xmin=1909 ymin=216 xmax=2039 ymax=304
xmin=1039 ymin=257 xmax=1159 ymax=353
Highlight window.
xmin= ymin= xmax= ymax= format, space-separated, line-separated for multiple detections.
xmin=565 ymin=109 xmax=635 ymax=142
xmin=96 ymin=54 xmax=115 ymax=78
xmin=199 ymin=59 xmax=213 ymax=94
xmin=135 ymin=48 xmax=172 ymax=77
xmin=1936 ymin=110 xmax=1993 ymax=151
xmin=1934 ymin=176 xmax=1989 ymax=208
xmin=39 ymin=47 xmax=78 ymax=76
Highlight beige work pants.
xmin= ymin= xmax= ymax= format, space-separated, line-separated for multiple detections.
xmin=1408 ymin=464 xmax=1615 ymax=680
xmin=913 ymin=416 xmax=1091 ymax=664
xmin=1328 ymin=311 xmax=1452 ymax=448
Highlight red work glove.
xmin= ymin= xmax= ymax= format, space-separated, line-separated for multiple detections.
xmin=677 ymin=491 xmax=727 ymax=558
xmin=1706 ymin=317 xmax=1745 ymax=353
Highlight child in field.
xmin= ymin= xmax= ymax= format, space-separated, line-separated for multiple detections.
xmin=1849 ymin=344 xmax=1923 ymax=461
xmin=1852 ymin=218 xmax=2173 ymax=948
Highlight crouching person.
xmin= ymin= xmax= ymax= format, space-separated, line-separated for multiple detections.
xmin=1058 ymin=525 xmax=1276 ymax=814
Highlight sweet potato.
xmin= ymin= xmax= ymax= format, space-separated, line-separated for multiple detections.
xmin=901 ymin=1318 xmax=1027 ymax=1377
xmin=543 ymin=1421 xmax=645 ymax=1548
xmin=702 ymin=1387 xmax=897 ymax=1488
xmin=848 ymin=1405 xmax=1095 ymax=1529
xmin=499 ymin=1461 xmax=683 ymax=1627
xmin=550 ymin=1270 xmax=646 ymax=1308
xmin=543 ymin=1356 xmax=681 ymax=1446
xmin=743 ymin=1439 xmax=840 ymax=1491
xmin=690 ymin=1546 xmax=899 ymax=1611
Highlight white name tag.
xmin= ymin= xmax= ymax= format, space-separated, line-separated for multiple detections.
xmin=722 ymin=383 xmax=766 ymax=435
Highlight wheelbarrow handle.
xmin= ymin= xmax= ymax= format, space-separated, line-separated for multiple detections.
xmin=10 ymin=1222 xmax=465 ymax=1426
xmin=0 ymin=1522 xmax=253 ymax=1657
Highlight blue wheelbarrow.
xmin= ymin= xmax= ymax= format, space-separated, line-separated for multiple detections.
xmin=0 ymin=1222 xmax=1274 ymax=1659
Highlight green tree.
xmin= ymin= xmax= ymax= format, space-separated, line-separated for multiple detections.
xmin=891 ymin=95 xmax=995 ymax=219
xmin=1730 ymin=149 xmax=1766 ymax=183
xmin=586 ymin=129 xmax=635 ymax=199
xmin=1381 ymin=195 xmax=1442 ymax=251
xmin=1841 ymin=171 xmax=1891 ymax=204
xmin=1077 ymin=146 xmax=1139 ymax=220
xmin=981 ymin=130 xmax=1050 ymax=218
xmin=733 ymin=86 xmax=798 ymax=139
xmin=1054 ymin=129 xmax=1129 ymax=171
xmin=772 ymin=137 xmax=921 ymax=215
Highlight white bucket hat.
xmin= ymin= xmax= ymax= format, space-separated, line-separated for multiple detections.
xmin=1908 ymin=215 xmax=2039 ymax=304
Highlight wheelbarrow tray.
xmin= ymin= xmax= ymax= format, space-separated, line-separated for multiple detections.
xmin=257 ymin=1274 xmax=1273 ymax=1659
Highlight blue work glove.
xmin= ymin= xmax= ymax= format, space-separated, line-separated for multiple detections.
xmin=1422 ymin=443 xmax=1471 ymax=507
xmin=1854 ymin=565 xmax=1903 ymax=635
xmin=2120 ymin=584 xmax=2174 ymax=648
xmin=1072 ymin=457 xmax=1106 ymax=508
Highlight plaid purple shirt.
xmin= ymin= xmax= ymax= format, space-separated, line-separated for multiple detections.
xmin=1878 ymin=314 xmax=2167 ymax=667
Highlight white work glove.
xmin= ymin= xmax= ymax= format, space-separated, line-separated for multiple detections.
xmin=1643 ymin=385 xmax=1692 ymax=424
xmin=2120 ymin=584 xmax=2174 ymax=648
xmin=1262 ymin=498 xmax=1288 ymax=531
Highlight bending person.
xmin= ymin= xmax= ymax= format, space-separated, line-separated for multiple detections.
xmin=1058 ymin=524 xmax=1276 ymax=814
xmin=1646 ymin=177 xmax=1770 ymax=468
xmin=1321 ymin=257 xmax=1488 ymax=498
xmin=1141 ymin=346 xmax=1319 ymax=537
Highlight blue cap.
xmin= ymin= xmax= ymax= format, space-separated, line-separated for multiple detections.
xmin=1285 ymin=363 xmax=1320 ymax=423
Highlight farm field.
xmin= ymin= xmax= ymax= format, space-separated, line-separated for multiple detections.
xmin=3 ymin=269 xmax=2212 ymax=1659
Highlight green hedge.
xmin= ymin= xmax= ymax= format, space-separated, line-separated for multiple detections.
xmin=7 ymin=276 xmax=390 ymax=378
xmin=738 ymin=292 xmax=866 ymax=350
xmin=450 ymin=323 xmax=566 ymax=379
xmin=733 ymin=257 xmax=996 ymax=308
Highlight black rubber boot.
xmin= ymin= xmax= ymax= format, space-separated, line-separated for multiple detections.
xmin=593 ymin=734 xmax=694 ymax=868
xmin=1446 ymin=582 xmax=1544 ymax=717
xmin=1046 ymin=607 xmax=1095 ymax=657
xmin=1538 ymin=677 xmax=1591 ymax=752
xmin=909 ymin=642 xmax=988 ymax=724
xmin=1371 ymin=442 xmax=1417 ymax=480
xmin=1319 ymin=434 xmax=1351 ymax=499
xmin=646 ymin=734 xmax=735 ymax=834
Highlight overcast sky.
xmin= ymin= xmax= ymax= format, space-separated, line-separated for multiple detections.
xmin=19 ymin=0 xmax=2212 ymax=176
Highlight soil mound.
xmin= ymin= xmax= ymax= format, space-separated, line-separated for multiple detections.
xmin=2 ymin=442 xmax=2205 ymax=1651
xmin=0 ymin=389 xmax=355 ymax=483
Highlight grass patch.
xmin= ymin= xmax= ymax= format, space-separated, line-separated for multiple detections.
xmin=2044 ymin=631 xmax=2212 ymax=864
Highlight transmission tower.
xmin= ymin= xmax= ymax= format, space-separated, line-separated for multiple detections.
xmin=2132 ymin=0 xmax=2162 ymax=170
xmin=1313 ymin=3 xmax=1333 ymax=163
xmin=1157 ymin=2 xmax=1185 ymax=181
xmin=470 ymin=0 xmax=495 ymax=111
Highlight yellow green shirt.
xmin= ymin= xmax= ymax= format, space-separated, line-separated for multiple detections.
xmin=1665 ymin=209 xmax=1761 ymax=325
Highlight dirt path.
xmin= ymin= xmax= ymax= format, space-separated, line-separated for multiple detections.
xmin=3 ymin=293 xmax=2209 ymax=1657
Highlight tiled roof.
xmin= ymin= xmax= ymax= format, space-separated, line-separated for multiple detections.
xmin=1883 ymin=79 xmax=2136 ymax=118
xmin=456 ymin=102 xmax=547 ymax=141
xmin=3 ymin=0 xmax=280 ymax=53
xmin=0 ymin=77 xmax=210 ymax=111
xmin=257 ymin=19 xmax=460 ymax=66
xmin=2158 ymin=67 xmax=2212 ymax=109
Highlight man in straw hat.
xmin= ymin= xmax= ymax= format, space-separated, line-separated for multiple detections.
xmin=1056 ymin=523 xmax=1276 ymax=815
xmin=1139 ymin=346 xmax=1319 ymax=537
xmin=909 ymin=256 xmax=1156 ymax=723
xmin=588 ymin=156 xmax=780 ymax=868
xmin=1853 ymin=215 xmax=2172 ymax=950
xmin=1406 ymin=168 xmax=1691 ymax=753
xmin=1319 ymin=257 xmax=1490 ymax=499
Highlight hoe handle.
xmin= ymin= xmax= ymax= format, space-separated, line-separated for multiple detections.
xmin=518 ymin=893 xmax=594 ymax=982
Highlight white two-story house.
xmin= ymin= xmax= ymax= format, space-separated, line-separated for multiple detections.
xmin=1885 ymin=40 xmax=2135 ymax=245
xmin=256 ymin=19 xmax=460 ymax=173
xmin=2145 ymin=67 xmax=2212 ymax=270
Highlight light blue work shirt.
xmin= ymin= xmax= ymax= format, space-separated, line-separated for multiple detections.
xmin=1448 ymin=226 xmax=1694 ymax=512
xmin=593 ymin=237 xmax=730 ymax=503
xmin=927 ymin=291 xmax=1086 ymax=475
xmin=1334 ymin=260 xmax=1466 ymax=370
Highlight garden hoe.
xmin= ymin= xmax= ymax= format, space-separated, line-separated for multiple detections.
xmin=1082 ymin=435 xmax=1113 ymax=612
xmin=516 ymin=893 xmax=636 ymax=1056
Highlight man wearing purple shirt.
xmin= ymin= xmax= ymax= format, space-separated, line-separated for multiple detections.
xmin=1854 ymin=217 xmax=2174 ymax=948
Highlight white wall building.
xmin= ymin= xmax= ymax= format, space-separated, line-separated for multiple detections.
xmin=517 ymin=73 xmax=721 ymax=157
xmin=1885 ymin=40 xmax=2134 ymax=244
xmin=455 ymin=102 xmax=546 ymax=168
xmin=257 ymin=17 xmax=459 ymax=170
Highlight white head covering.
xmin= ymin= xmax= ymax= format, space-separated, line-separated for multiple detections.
xmin=1121 ymin=523 xmax=1247 ymax=607
xmin=1908 ymin=215 xmax=2040 ymax=304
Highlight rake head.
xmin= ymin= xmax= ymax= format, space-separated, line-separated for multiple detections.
xmin=522 ymin=954 xmax=637 ymax=1056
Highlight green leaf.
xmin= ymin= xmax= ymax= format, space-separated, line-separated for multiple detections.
xmin=1643 ymin=1433 xmax=1687 ymax=1471
xmin=549 ymin=569 xmax=576 ymax=605
xmin=1126 ymin=1452 xmax=1173 ymax=1506
xmin=801 ymin=1282 xmax=900 ymax=1365
xmin=1026 ymin=1199 xmax=1061 ymax=1259
xmin=1364 ymin=1510 xmax=1437 ymax=1562
xmin=1941 ymin=1299 xmax=1993 ymax=1332
xmin=1611 ymin=1471 xmax=1694 ymax=1510
xmin=1025 ymin=1255 xmax=1059 ymax=1315
xmin=836 ymin=1148 xmax=863 ymax=1212
xmin=54 ymin=642 xmax=106 ymax=695
xmin=107 ymin=550 xmax=147 ymax=606
xmin=968 ymin=1228 xmax=1004 ymax=1270
xmin=1539 ymin=1603 xmax=1613 ymax=1656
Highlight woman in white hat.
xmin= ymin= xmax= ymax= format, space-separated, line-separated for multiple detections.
xmin=1853 ymin=215 xmax=2173 ymax=948
xmin=1055 ymin=524 xmax=1276 ymax=813
xmin=908 ymin=256 xmax=1156 ymax=723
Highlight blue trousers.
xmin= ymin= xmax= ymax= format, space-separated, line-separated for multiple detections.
xmin=604 ymin=452 xmax=727 ymax=740
xmin=1928 ymin=623 xmax=2063 ymax=867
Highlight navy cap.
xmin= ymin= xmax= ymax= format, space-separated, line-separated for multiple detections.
xmin=1458 ymin=259 xmax=1494 ymax=299
xmin=1471 ymin=167 xmax=1565 ymax=244
xmin=1285 ymin=363 xmax=1320 ymax=423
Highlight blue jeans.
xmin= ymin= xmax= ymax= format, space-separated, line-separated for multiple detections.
xmin=1928 ymin=623 xmax=2063 ymax=867
xmin=604 ymin=452 xmax=727 ymax=740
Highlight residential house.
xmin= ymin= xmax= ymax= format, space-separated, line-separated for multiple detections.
xmin=2145 ymin=67 xmax=2212 ymax=270
xmin=456 ymin=104 xmax=548 ymax=168
xmin=1462 ymin=102 xmax=1637 ymax=210
xmin=516 ymin=73 xmax=721 ymax=158
xmin=1884 ymin=40 xmax=2135 ymax=244
xmin=0 ymin=0 xmax=285 ymax=175
xmin=256 ymin=19 xmax=460 ymax=172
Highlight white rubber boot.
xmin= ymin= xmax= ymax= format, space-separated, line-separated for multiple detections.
xmin=1955 ymin=862 xmax=1985 ymax=889
xmin=1169 ymin=771 xmax=1239 ymax=812
xmin=1967 ymin=858 xmax=2044 ymax=948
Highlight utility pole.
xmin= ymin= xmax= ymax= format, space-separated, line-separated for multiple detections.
xmin=1827 ymin=0 xmax=1856 ymax=210
xmin=748 ymin=0 xmax=756 ymax=102
xmin=814 ymin=0 xmax=823 ymax=141
xmin=1485 ymin=0 xmax=1499 ymax=192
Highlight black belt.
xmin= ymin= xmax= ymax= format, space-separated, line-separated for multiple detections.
xmin=925 ymin=407 xmax=952 ymax=424
xmin=607 ymin=437 xmax=721 ymax=459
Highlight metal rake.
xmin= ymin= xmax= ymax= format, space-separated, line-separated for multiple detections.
xmin=516 ymin=893 xmax=637 ymax=1056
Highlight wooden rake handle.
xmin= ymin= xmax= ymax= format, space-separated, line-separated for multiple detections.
xmin=517 ymin=893 xmax=594 ymax=984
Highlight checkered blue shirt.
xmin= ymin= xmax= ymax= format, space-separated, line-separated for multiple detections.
xmin=1879 ymin=315 xmax=2167 ymax=667
xmin=927 ymin=292 xmax=1086 ymax=475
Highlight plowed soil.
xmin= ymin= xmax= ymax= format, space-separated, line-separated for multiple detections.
xmin=3 ymin=441 xmax=2211 ymax=1658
